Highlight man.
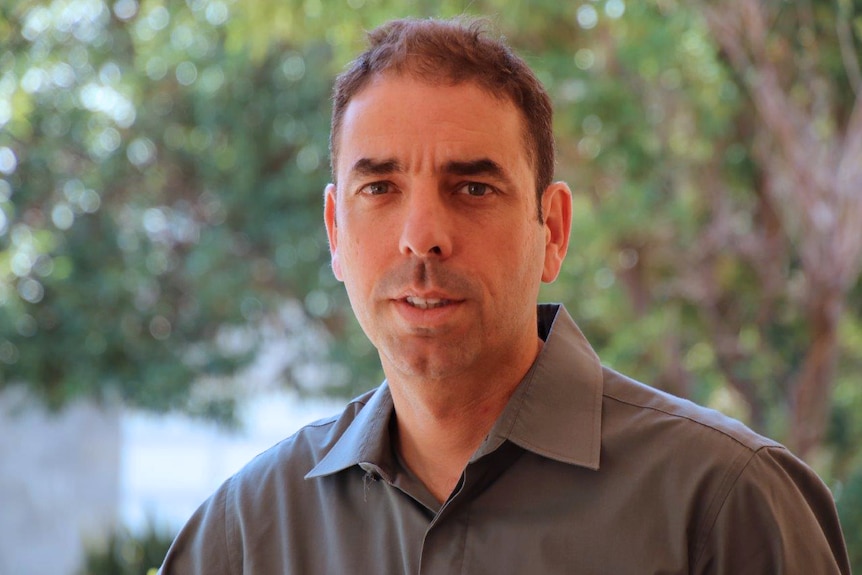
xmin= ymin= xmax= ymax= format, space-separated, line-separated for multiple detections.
xmin=160 ymin=17 xmax=850 ymax=574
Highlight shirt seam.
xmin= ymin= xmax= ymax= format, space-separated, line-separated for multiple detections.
xmin=511 ymin=436 xmax=583 ymax=465
xmin=303 ymin=395 xmax=373 ymax=429
xmin=304 ymin=416 xmax=339 ymax=429
xmin=496 ymin=366 xmax=538 ymax=441
xmin=690 ymin=445 xmax=772 ymax=569
xmin=456 ymin=501 xmax=472 ymax=575
xmin=506 ymin=304 xmax=558 ymax=452
xmin=509 ymin=376 xmax=602 ymax=466
xmin=603 ymin=392 xmax=777 ymax=452
xmin=304 ymin=390 xmax=387 ymax=478
xmin=224 ymin=475 xmax=241 ymax=575
xmin=358 ymin=393 xmax=389 ymax=455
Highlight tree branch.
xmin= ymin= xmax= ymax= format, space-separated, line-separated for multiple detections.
xmin=834 ymin=90 xmax=862 ymax=289
xmin=836 ymin=0 xmax=862 ymax=95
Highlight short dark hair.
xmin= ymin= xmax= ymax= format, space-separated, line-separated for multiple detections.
xmin=329 ymin=17 xmax=555 ymax=221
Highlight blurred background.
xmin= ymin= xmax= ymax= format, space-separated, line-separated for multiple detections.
xmin=1 ymin=0 xmax=861 ymax=572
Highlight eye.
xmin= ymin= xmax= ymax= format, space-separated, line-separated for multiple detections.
xmin=360 ymin=181 xmax=391 ymax=195
xmin=457 ymin=182 xmax=492 ymax=197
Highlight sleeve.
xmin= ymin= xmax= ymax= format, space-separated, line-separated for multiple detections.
xmin=693 ymin=445 xmax=851 ymax=574
xmin=158 ymin=477 xmax=241 ymax=575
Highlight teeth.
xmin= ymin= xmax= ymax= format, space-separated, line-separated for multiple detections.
xmin=406 ymin=297 xmax=448 ymax=309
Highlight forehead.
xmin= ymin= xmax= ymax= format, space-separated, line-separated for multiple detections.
xmin=335 ymin=75 xmax=531 ymax=180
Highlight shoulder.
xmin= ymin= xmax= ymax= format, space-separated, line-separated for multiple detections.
xmin=160 ymin=387 xmax=380 ymax=574
xmin=600 ymin=366 xmax=779 ymax=455
xmin=229 ymin=387 xmax=377 ymax=490
xmin=598 ymin=368 xmax=849 ymax=572
xmin=597 ymin=366 xmax=786 ymax=513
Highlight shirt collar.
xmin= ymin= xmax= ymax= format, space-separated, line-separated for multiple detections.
xmin=306 ymin=303 xmax=603 ymax=479
xmin=478 ymin=303 xmax=603 ymax=469
xmin=305 ymin=382 xmax=395 ymax=480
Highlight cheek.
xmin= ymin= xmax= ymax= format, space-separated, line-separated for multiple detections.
xmin=476 ymin=232 xmax=541 ymax=296
xmin=509 ymin=228 xmax=547 ymax=284
xmin=340 ymin=237 xmax=380 ymax=291
xmin=494 ymin=222 xmax=544 ymax=259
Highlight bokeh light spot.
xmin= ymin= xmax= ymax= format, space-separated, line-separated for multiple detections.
xmin=605 ymin=0 xmax=625 ymax=19
xmin=16 ymin=315 xmax=37 ymax=338
xmin=577 ymin=5 xmax=599 ymax=29
xmin=51 ymin=203 xmax=75 ymax=230
xmin=176 ymin=61 xmax=198 ymax=86
xmin=0 ymin=147 xmax=18 ymax=175
xmin=0 ymin=340 xmax=19 ymax=364
xmin=574 ymin=49 xmax=595 ymax=71
xmin=281 ymin=54 xmax=306 ymax=82
xmin=205 ymin=1 xmax=229 ymax=26
xmin=149 ymin=315 xmax=172 ymax=340
xmin=11 ymin=251 xmax=34 ymax=277
xmin=127 ymin=137 xmax=156 ymax=167
xmin=18 ymin=278 xmax=45 ymax=304
xmin=297 ymin=146 xmax=320 ymax=173
xmin=113 ymin=0 xmax=138 ymax=21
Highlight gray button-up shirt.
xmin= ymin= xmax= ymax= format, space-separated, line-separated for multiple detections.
xmin=160 ymin=304 xmax=850 ymax=574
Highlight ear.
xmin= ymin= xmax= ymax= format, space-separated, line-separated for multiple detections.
xmin=540 ymin=181 xmax=572 ymax=283
xmin=323 ymin=183 xmax=344 ymax=282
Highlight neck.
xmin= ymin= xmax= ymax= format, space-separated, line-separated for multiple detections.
xmin=387 ymin=337 xmax=543 ymax=503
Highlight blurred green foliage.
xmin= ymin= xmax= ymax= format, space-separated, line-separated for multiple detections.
xmin=78 ymin=525 xmax=173 ymax=575
xmin=2 ymin=0 xmax=862 ymax=566
xmin=839 ymin=463 xmax=862 ymax=572
xmin=0 ymin=0 xmax=371 ymax=420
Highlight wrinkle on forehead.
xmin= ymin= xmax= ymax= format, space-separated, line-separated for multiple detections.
xmin=332 ymin=74 xmax=535 ymax=183
xmin=347 ymin=156 xmax=515 ymax=187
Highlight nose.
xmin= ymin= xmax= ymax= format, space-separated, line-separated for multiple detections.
xmin=398 ymin=187 xmax=453 ymax=259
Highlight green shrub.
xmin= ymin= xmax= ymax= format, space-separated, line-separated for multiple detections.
xmin=79 ymin=525 xmax=175 ymax=575
xmin=838 ymin=464 xmax=862 ymax=574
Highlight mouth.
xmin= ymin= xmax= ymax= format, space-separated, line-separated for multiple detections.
xmin=404 ymin=296 xmax=453 ymax=310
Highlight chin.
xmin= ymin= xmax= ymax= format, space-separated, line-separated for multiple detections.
xmin=384 ymin=342 xmax=475 ymax=382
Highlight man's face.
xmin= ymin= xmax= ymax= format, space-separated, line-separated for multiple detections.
xmin=325 ymin=74 xmax=569 ymax=385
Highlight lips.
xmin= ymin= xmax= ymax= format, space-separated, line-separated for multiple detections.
xmin=405 ymin=296 xmax=452 ymax=310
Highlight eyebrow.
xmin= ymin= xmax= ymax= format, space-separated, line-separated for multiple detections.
xmin=350 ymin=157 xmax=403 ymax=177
xmin=442 ymin=158 xmax=510 ymax=183
xmin=349 ymin=157 xmax=513 ymax=187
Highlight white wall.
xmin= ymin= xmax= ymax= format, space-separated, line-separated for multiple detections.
xmin=120 ymin=391 xmax=344 ymax=532
xmin=0 ymin=384 xmax=346 ymax=575
xmin=0 ymin=387 xmax=120 ymax=575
